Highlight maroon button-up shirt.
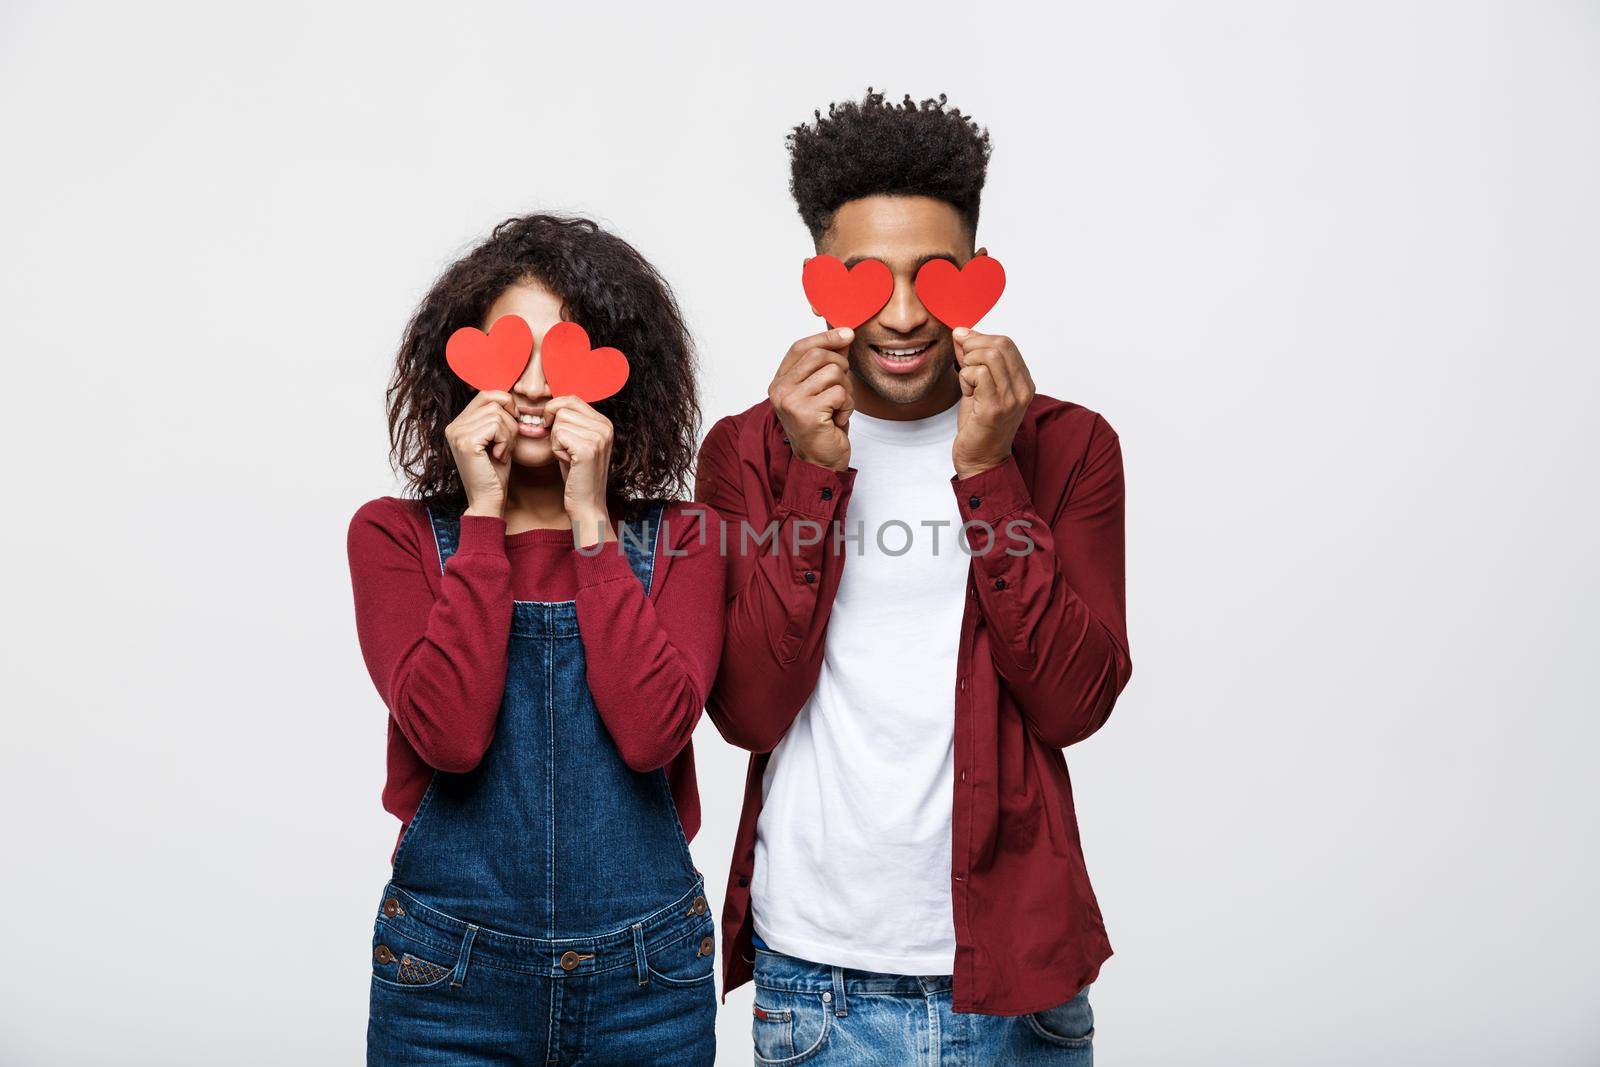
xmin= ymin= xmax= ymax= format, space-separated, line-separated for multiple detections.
xmin=694 ymin=392 xmax=1132 ymax=1016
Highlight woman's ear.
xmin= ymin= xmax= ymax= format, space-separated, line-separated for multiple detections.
xmin=976 ymin=245 xmax=989 ymax=258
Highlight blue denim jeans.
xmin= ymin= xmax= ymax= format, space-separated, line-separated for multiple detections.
xmin=368 ymin=881 xmax=716 ymax=1066
xmin=749 ymin=937 xmax=1093 ymax=1066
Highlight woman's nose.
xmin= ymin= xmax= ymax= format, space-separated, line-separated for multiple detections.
xmin=515 ymin=348 xmax=552 ymax=398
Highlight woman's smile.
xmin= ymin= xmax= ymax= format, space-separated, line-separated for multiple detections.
xmin=516 ymin=406 xmax=550 ymax=439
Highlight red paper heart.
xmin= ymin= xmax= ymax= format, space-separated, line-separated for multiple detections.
xmin=801 ymin=255 xmax=894 ymax=329
xmin=541 ymin=321 xmax=630 ymax=403
xmin=445 ymin=314 xmax=533 ymax=392
xmin=914 ymin=255 xmax=1006 ymax=329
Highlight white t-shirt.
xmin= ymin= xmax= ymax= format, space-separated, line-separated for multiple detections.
xmin=751 ymin=399 xmax=969 ymax=975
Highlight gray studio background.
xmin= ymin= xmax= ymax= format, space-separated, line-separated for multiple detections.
xmin=2 ymin=2 xmax=1596 ymax=1064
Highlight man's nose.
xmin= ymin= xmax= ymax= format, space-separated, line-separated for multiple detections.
xmin=875 ymin=277 xmax=931 ymax=335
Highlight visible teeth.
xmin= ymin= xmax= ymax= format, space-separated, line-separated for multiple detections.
xmin=518 ymin=414 xmax=544 ymax=426
xmin=879 ymin=344 xmax=929 ymax=358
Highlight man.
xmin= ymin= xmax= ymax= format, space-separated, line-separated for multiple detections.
xmin=695 ymin=89 xmax=1132 ymax=1064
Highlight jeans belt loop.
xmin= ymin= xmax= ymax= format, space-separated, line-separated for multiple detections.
xmin=451 ymin=924 xmax=479 ymax=988
xmin=831 ymin=965 xmax=848 ymax=1017
xmin=633 ymin=922 xmax=649 ymax=986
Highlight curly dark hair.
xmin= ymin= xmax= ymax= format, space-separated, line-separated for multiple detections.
xmin=787 ymin=88 xmax=993 ymax=242
xmin=386 ymin=214 xmax=700 ymax=515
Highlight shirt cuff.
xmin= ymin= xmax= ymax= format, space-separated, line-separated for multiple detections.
xmin=573 ymin=542 xmax=639 ymax=589
xmin=456 ymin=514 xmax=508 ymax=556
xmin=953 ymin=459 xmax=1033 ymax=590
xmin=951 ymin=455 xmax=1032 ymax=523
xmin=779 ymin=459 xmax=856 ymax=520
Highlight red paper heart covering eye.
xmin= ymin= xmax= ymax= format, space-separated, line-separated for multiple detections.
xmin=914 ymin=255 xmax=1006 ymax=329
xmin=541 ymin=321 xmax=630 ymax=403
xmin=446 ymin=314 xmax=534 ymax=391
xmin=801 ymin=255 xmax=894 ymax=329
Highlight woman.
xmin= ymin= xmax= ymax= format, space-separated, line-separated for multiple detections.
xmin=348 ymin=214 xmax=723 ymax=1066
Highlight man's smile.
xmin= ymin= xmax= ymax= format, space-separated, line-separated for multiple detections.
xmin=868 ymin=339 xmax=937 ymax=374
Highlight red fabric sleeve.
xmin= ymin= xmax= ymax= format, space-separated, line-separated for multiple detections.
xmin=347 ymin=498 xmax=513 ymax=773
xmin=574 ymin=503 xmax=727 ymax=773
xmin=952 ymin=414 xmax=1133 ymax=747
xmin=692 ymin=415 xmax=856 ymax=753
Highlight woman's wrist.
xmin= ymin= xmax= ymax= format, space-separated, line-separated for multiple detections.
xmin=569 ymin=506 xmax=614 ymax=549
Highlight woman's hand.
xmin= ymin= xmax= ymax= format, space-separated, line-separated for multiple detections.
xmin=545 ymin=395 xmax=615 ymax=546
xmin=446 ymin=391 xmax=517 ymax=517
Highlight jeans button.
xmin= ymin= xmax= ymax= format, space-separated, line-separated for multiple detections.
xmin=690 ymin=895 xmax=708 ymax=915
xmin=560 ymin=950 xmax=581 ymax=971
xmin=382 ymin=897 xmax=402 ymax=917
xmin=698 ymin=936 xmax=715 ymax=957
xmin=374 ymin=945 xmax=396 ymax=964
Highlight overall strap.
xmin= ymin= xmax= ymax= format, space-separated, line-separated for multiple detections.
xmin=425 ymin=506 xmax=459 ymax=576
xmin=425 ymin=502 xmax=666 ymax=594
xmin=615 ymin=501 xmax=666 ymax=596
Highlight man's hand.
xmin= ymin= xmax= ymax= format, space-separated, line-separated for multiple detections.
xmin=769 ymin=327 xmax=856 ymax=471
xmin=952 ymin=327 xmax=1035 ymax=479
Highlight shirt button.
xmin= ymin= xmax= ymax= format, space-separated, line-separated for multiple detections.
xmin=738 ymin=876 xmax=749 ymax=887
xmin=821 ymin=486 xmax=833 ymax=501
xmin=959 ymin=770 xmax=967 ymax=782
xmin=994 ymin=578 xmax=1006 ymax=590
xmin=802 ymin=570 xmax=816 ymax=584
xmin=968 ymin=495 xmax=981 ymax=509
xmin=559 ymin=950 xmax=582 ymax=971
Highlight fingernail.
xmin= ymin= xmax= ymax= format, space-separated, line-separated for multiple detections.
xmin=954 ymin=327 xmax=970 ymax=339
xmin=838 ymin=327 xmax=854 ymax=341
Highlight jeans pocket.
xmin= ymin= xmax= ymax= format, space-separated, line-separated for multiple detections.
xmin=750 ymin=988 xmax=831 ymax=1066
xmin=1024 ymin=985 xmax=1095 ymax=1048
xmin=645 ymin=918 xmax=717 ymax=988
xmin=370 ymin=919 xmax=458 ymax=992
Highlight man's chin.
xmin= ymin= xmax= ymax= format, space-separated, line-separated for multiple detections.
xmin=854 ymin=365 xmax=947 ymax=408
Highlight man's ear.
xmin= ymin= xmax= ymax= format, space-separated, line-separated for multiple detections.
xmin=976 ymin=245 xmax=989 ymax=258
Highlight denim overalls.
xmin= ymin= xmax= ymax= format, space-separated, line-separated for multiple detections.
xmin=367 ymin=504 xmax=717 ymax=1067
